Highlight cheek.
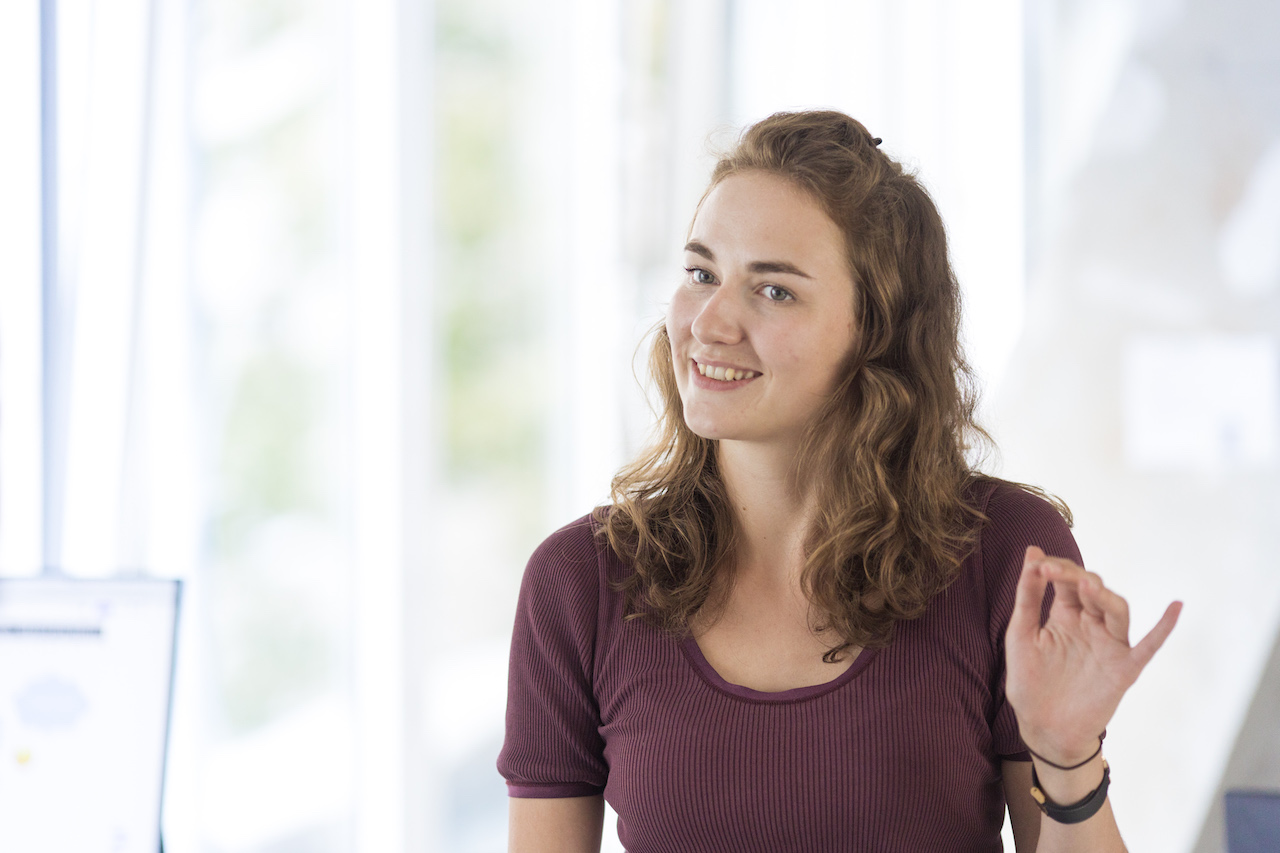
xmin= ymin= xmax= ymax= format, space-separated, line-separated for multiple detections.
xmin=794 ymin=321 xmax=857 ymax=386
xmin=666 ymin=289 xmax=697 ymax=346
xmin=664 ymin=316 xmax=682 ymax=356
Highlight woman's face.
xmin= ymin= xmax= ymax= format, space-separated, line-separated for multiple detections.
xmin=667 ymin=170 xmax=858 ymax=448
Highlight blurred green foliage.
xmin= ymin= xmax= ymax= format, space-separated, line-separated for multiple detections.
xmin=214 ymin=350 xmax=320 ymax=557
xmin=200 ymin=0 xmax=342 ymax=734
xmin=436 ymin=0 xmax=547 ymax=491
xmin=196 ymin=0 xmax=556 ymax=735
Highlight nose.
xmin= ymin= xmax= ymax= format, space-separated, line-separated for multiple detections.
xmin=690 ymin=284 xmax=744 ymax=346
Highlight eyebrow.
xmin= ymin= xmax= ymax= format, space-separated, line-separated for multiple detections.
xmin=684 ymin=240 xmax=813 ymax=279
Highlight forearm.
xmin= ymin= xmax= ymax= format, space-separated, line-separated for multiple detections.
xmin=1031 ymin=754 xmax=1125 ymax=853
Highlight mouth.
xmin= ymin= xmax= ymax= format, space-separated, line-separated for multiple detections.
xmin=694 ymin=360 xmax=758 ymax=382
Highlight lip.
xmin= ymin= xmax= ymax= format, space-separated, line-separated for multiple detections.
xmin=689 ymin=358 xmax=760 ymax=390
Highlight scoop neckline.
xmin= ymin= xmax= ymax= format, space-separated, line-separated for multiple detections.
xmin=678 ymin=635 xmax=879 ymax=704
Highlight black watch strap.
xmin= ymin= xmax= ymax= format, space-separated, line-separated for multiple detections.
xmin=1029 ymin=759 xmax=1110 ymax=825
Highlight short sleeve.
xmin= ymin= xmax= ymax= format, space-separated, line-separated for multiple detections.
xmin=497 ymin=518 xmax=609 ymax=798
xmin=977 ymin=483 xmax=1081 ymax=761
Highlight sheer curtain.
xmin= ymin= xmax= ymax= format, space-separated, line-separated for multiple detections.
xmin=3 ymin=0 xmax=426 ymax=849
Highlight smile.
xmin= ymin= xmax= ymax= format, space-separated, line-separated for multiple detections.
xmin=695 ymin=361 xmax=758 ymax=382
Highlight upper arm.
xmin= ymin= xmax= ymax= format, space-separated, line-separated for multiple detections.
xmin=509 ymin=795 xmax=605 ymax=853
xmin=497 ymin=521 xmax=609 ymax=797
xmin=1003 ymin=760 xmax=1041 ymax=853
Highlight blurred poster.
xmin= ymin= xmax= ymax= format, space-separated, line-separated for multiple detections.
xmin=0 ymin=578 xmax=179 ymax=853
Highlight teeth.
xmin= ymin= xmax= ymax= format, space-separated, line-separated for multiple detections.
xmin=695 ymin=362 xmax=757 ymax=382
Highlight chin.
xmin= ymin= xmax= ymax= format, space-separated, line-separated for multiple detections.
xmin=685 ymin=419 xmax=761 ymax=443
xmin=681 ymin=415 xmax=730 ymax=441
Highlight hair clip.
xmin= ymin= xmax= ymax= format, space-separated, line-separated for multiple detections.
xmin=872 ymin=137 xmax=883 ymax=147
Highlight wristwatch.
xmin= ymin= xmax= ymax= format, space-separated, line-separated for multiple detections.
xmin=1029 ymin=759 xmax=1111 ymax=824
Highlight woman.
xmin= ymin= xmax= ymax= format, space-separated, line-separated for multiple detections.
xmin=498 ymin=110 xmax=1180 ymax=852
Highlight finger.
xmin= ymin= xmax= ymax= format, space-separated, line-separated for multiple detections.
xmin=1078 ymin=574 xmax=1131 ymax=642
xmin=1039 ymin=558 xmax=1086 ymax=611
xmin=1131 ymin=600 xmax=1183 ymax=670
xmin=1075 ymin=573 xmax=1108 ymax=619
xmin=1038 ymin=557 xmax=1089 ymax=582
xmin=1009 ymin=546 xmax=1050 ymax=643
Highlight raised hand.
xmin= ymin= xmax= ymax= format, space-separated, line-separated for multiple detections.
xmin=1004 ymin=546 xmax=1182 ymax=766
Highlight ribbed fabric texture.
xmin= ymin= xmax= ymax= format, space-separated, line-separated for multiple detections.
xmin=497 ymin=482 xmax=1080 ymax=852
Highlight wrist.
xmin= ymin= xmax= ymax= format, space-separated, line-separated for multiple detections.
xmin=1021 ymin=729 xmax=1106 ymax=769
xmin=1030 ymin=755 xmax=1111 ymax=824
xmin=1030 ymin=751 xmax=1107 ymax=809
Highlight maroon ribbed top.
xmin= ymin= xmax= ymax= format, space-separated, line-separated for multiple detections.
xmin=498 ymin=481 xmax=1079 ymax=852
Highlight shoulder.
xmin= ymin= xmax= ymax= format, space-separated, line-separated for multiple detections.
xmin=978 ymin=478 xmax=1068 ymax=526
xmin=521 ymin=513 xmax=612 ymax=600
xmin=512 ymin=514 xmax=616 ymax=663
xmin=528 ymin=513 xmax=605 ymax=570
xmin=972 ymin=478 xmax=1079 ymax=565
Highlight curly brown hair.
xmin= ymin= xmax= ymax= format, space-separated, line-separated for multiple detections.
xmin=596 ymin=110 xmax=1065 ymax=659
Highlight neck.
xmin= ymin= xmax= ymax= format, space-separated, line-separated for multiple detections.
xmin=716 ymin=439 xmax=814 ymax=588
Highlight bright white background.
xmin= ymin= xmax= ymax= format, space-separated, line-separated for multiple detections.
xmin=0 ymin=0 xmax=1276 ymax=851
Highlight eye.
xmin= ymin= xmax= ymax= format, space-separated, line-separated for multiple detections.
xmin=762 ymin=284 xmax=794 ymax=302
xmin=685 ymin=267 xmax=716 ymax=285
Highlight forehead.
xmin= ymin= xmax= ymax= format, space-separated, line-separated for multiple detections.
xmin=689 ymin=171 xmax=848 ymax=273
